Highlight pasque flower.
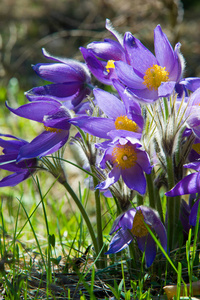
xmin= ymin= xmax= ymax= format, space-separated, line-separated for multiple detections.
xmin=25 ymin=48 xmax=92 ymax=109
xmin=105 ymin=206 xmax=167 ymax=267
xmin=0 ymin=134 xmax=37 ymax=187
xmin=96 ymin=137 xmax=152 ymax=194
xmin=114 ymin=25 xmax=183 ymax=102
xmin=69 ymin=81 xmax=143 ymax=140
xmin=6 ymin=99 xmax=71 ymax=160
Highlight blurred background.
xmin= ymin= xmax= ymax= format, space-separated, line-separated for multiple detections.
xmin=0 ymin=0 xmax=200 ymax=91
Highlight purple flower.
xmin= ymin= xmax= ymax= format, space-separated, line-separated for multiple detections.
xmin=26 ymin=48 xmax=92 ymax=109
xmin=6 ymin=99 xmax=71 ymax=160
xmin=69 ymin=83 xmax=143 ymax=140
xmin=105 ymin=206 xmax=167 ymax=267
xmin=165 ymin=161 xmax=200 ymax=197
xmin=0 ymin=134 xmax=37 ymax=187
xmin=80 ymin=19 xmax=127 ymax=85
xmin=114 ymin=25 xmax=183 ymax=102
xmin=96 ymin=137 xmax=152 ymax=194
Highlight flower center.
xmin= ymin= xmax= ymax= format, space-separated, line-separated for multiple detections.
xmin=131 ymin=210 xmax=149 ymax=237
xmin=0 ymin=147 xmax=4 ymax=155
xmin=115 ymin=116 xmax=139 ymax=132
xmin=112 ymin=143 xmax=137 ymax=169
xmin=143 ymin=64 xmax=169 ymax=90
xmin=105 ymin=60 xmax=115 ymax=73
xmin=192 ymin=143 xmax=200 ymax=155
xmin=44 ymin=125 xmax=62 ymax=133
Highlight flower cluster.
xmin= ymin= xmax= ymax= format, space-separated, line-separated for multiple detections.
xmin=1 ymin=20 xmax=200 ymax=268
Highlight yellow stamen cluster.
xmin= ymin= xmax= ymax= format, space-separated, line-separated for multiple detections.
xmin=105 ymin=60 xmax=115 ymax=73
xmin=131 ymin=210 xmax=149 ymax=237
xmin=192 ymin=143 xmax=200 ymax=155
xmin=0 ymin=147 xmax=4 ymax=155
xmin=44 ymin=125 xmax=62 ymax=133
xmin=112 ymin=143 xmax=137 ymax=169
xmin=143 ymin=64 xmax=169 ymax=90
xmin=115 ymin=115 xmax=139 ymax=132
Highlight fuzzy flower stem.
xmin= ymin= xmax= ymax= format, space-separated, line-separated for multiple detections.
xmin=61 ymin=181 xmax=99 ymax=260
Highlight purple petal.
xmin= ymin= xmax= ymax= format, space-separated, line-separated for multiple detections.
xmin=93 ymin=88 xmax=126 ymax=119
xmin=17 ymin=130 xmax=69 ymax=160
xmin=43 ymin=107 xmax=71 ymax=130
xmin=166 ymin=172 xmax=200 ymax=196
xmin=28 ymin=82 xmax=82 ymax=101
xmin=6 ymin=101 xmax=60 ymax=123
xmin=158 ymin=81 xmax=176 ymax=97
xmin=33 ymin=63 xmax=84 ymax=83
xmin=137 ymin=234 xmax=156 ymax=267
xmin=154 ymin=25 xmax=175 ymax=74
xmin=105 ymin=228 xmax=133 ymax=254
xmin=112 ymin=79 xmax=142 ymax=115
xmin=0 ymin=171 xmax=33 ymax=187
xmin=180 ymin=78 xmax=200 ymax=92
xmin=41 ymin=48 xmax=91 ymax=82
xmin=123 ymin=32 xmax=157 ymax=74
xmin=115 ymin=61 xmax=144 ymax=89
xmin=128 ymin=87 xmax=158 ymax=102
xmin=121 ymin=164 xmax=146 ymax=194
xmin=87 ymin=39 xmax=125 ymax=61
xmin=0 ymin=138 xmax=26 ymax=152
xmin=110 ymin=208 xmax=136 ymax=234
xmin=96 ymin=166 xmax=120 ymax=190
xmin=80 ymin=47 xmax=114 ymax=85
xmin=108 ymin=130 xmax=142 ymax=140
xmin=184 ymin=161 xmax=200 ymax=171
xmin=136 ymin=150 xmax=152 ymax=174
xmin=69 ymin=116 xmax=114 ymax=138
xmin=170 ymin=42 xmax=182 ymax=81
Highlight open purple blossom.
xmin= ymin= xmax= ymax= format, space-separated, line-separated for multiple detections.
xmin=6 ymin=99 xmax=71 ymax=161
xmin=166 ymin=161 xmax=200 ymax=197
xmin=0 ymin=134 xmax=37 ymax=187
xmin=105 ymin=206 xmax=167 ymax=267
xmin=95 ymin=137 xmax=152 ymax=194
xmin=25 ymin=48 xmax=92 ymax=109
xmin=69 ymin=83 xmax=143 ymax=140
xmin=113 ymin=24 xmax=183 ymax=102
xmin=80 ymin=19 xmax=127 ymax=85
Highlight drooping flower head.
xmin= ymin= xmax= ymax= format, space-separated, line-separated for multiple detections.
xmin=96 ymin=137 xmax=152 ymax=194
xmin=26 ymin=48 xmax=92 ymax=109
xmin=6 ymin=98 xmax=71 ymax=160
xmin=105 ymin=206 xmax=167 ymax=267
xmin=0 ymin=134 xmax=37 ymax=187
